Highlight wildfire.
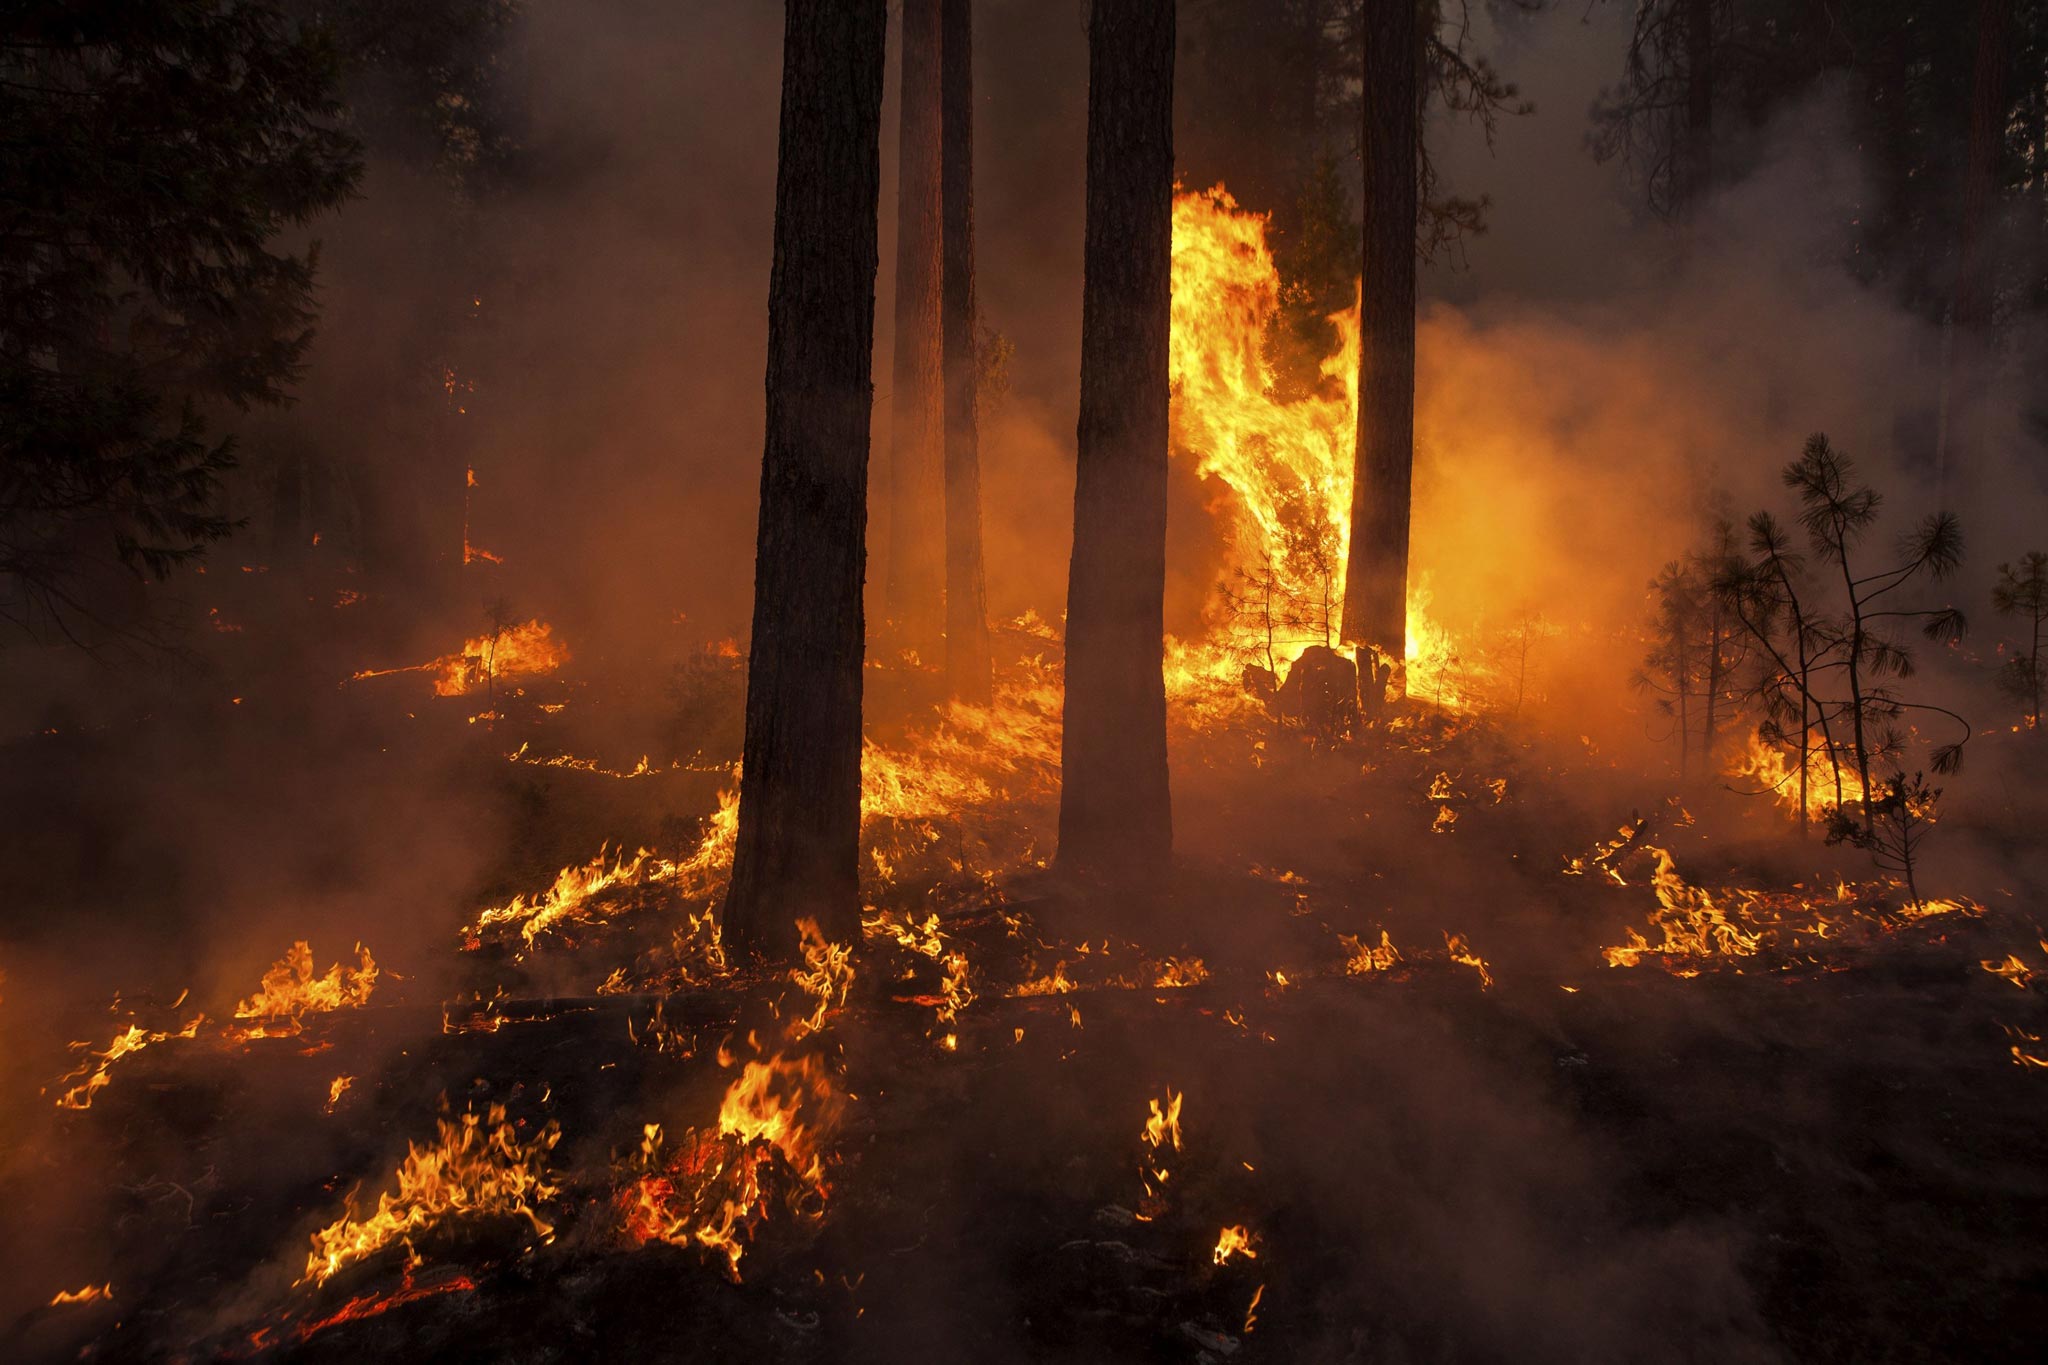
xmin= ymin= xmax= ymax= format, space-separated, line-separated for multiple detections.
xmin=350 ymin=619 xmax=568 ymax=696
xmin=1601 ymin=847 xmax=1764 ymax=969
xmin=464 ymin=786 xmax=739 ymax=953
xmin=789 ymin=917 xmax=855 ymax=1038
xmin=1728 ymin=730 xmax=1866 ymax=818
xmin=1214 ymin=1225 xmax=1258 ymax=1265
xmin=1163 ymin=185 xmax=1485 ymax=711
xmin=301 ymin=1101 xmax=562 ymax=1286
xmin=1340 ymin=930 xmax=1403 ymax=975
xmin=1444 ymin=932 xmax=1495 ymax=990
xmin=621 ymin=918 xmax=854 ymax=1277
xmin=54 ymin=1003 xmax=205 ymax=1110
xmin=49 ymin=1284 xmax=112 ymax=1306
xmin=229 ymin=941 xmax=378 ymax=1040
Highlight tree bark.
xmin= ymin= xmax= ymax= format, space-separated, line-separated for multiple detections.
xmin=883 ymin=0 xmax=946 ymax=657
xmin=1341 ymin=0 xmax=1419 ymax=693
xmin=1058 ymin=0 xmax=1175 ymax=877
xmin=941 ymin=0 xmax=992 ymax=703
xmin=725 ymin=0 xmax=887 ymax=960
xmin=1940 ymin=0 xmax=2014 ymax=497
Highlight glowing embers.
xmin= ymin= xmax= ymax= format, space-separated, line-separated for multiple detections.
xmin=301 ymin=1101 xmax=562 ymax=1286
xmin=228 ymin=941 xmax=378 ymax=1040
xmin=621 ymin=917 xmax=854 ymax=1278
xmin=619 ymin=1054 xmax=841 ymax=1279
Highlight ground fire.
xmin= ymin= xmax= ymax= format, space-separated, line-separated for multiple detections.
xmin=6 ymin=2 xmax=2048 ymax=1362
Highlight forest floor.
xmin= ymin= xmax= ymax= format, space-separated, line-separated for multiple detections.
xmin=3 ymin=656 xmax=2046 ymax=1364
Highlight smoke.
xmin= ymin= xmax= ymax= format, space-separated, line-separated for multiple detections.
xmin=1 ymin=1 xmax=2044 ymax=1354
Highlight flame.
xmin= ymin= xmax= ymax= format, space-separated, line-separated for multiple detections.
xmin=1728 ymin=730 xmax=1866 ymax=816
xmin=1443 ymin=932 xmax=1495 ymax=990
xmin=1163 ymin=185 xmax=1483 ymax=711
xmin=1980 ymin=953 xmax=2036 ymax=989
xmin=49 ymin=1284 xmax=112 ymax=1306
xmin=464 ymin=787 xmax=739 ymax=952
xmin=788 ymin=918 xmax=855 ymax=1039
xmin=1601 ymin=848 xmax=1764 ymax=969
xmin=351 ymin=620 xmax=567 ymax=695
xmin=621 ymin=919 xmax=854 ymax=1277
xmin=54 ymin=1007 xmax=204 ymax=1110
xmin=229 ymin=941 xmax=378 ymax=1039
xmin=301 ymin=1102 xmax=561 ymax=1285
xmin=1340 ymin=930 xmax=1403 ymax=975
xmin=1149 ymin=956 xmax=1210 ymax=989
xmin=326 ymin=1075 xmax=354 ymax=1111
xmin=1214 ymin=1225 xmax=1257 ymax=1265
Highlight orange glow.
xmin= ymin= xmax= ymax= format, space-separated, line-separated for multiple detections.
xmin=301 ymin=1102 xmax=561 ymax=1286
xmin=229 ymin=941 xmax=378 ymax=1040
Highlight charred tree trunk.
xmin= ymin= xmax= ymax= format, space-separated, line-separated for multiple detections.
xmin=1681 ymin=0 xmax=1713 ymax=208
xmin=883 ymin=0 xmax=945 ymax=656
xmin=725 ymin=0 xmax=887 ymax=960
xmin=1341 ymin=0 xmax=1419 ymax=706
xmin=1940 ymin=0 xmax=2015 ymax=496
xmin=941 ymin=0 xmax=992 ymax=703
xmin=1058 ymin=0 xmax=1175 ymax=877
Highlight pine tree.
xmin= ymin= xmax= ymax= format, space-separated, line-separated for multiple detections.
xmin=0 ymin=1 xmax=361 ymax=643
xmin=1059 ymin=0 xmax=1176 ymax=877
xmin=724 ymin=0 xmax=888 ymax=959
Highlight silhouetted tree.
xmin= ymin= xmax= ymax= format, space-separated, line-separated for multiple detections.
xmin=1992 ymin=551 xmax=2047 ymax=729
xmin=941 ymin=0 xmax=991 ymax=702
xmin=725 ymin=0 xmax=888 ymax=959
xmin=1339 ymin=0 xmax=1534 ymax=708
xmin=0 ymin=0 xmax=361 ymax=645
xmin=883 ymin=0 xmax=945 ymax=656
xmin=1341 ymin=0 xmax=1420 ymax=700
xmin=1059 ymin=0 xmax=1176 ymax=877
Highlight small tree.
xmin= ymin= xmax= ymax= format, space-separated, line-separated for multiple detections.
xmin=1716 ymin=434 xmax=1970 ymax=849
xmin=1991 ymin=551 xmax=2047 ymax=730
xmin=1827 ymin=772 xmax=1941 ymax=911
xmin=1783 ymin=435 xmax=1968 ymax=837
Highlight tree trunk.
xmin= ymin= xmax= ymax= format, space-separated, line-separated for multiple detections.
xmin=1682 ymin=0 xmax=1713 ymax=208
xmin=1939 ymin=0 xmax=2015 ymax=497
xmin=1058 ymin=0 xmax=1175 ymax=877
xmin=883 ymin=0 xmax=945 ymax=657
xmin=941 ymin=0 xmax=992 ymax=703
xmin=724 ymin=0 xmax=887 ymax=960
xmin=1341 ymin=0 xmax=1419 ymax=698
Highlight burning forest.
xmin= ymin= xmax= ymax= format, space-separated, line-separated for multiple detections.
xmin=4 ymin=1 xmax=2048 ymax=1362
